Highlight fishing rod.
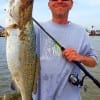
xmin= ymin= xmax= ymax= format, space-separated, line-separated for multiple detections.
xmin=32 ymin=17 xmax=100 ymax=88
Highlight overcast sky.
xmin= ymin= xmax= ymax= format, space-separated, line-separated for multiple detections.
xmin=0 ymin=0 xmax=100 ymax=30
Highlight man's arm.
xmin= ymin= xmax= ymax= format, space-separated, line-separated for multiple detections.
xmin=62 ymin=48 xmax=97 ymax=67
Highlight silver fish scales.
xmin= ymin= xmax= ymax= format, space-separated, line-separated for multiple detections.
xmin=5 ymin=0 xmax=38 ymax=100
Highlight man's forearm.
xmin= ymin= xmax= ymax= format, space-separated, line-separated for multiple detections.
xmin=80 ymin=55 xmax=97 ymax=67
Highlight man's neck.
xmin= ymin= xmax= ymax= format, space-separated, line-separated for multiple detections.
xmin=52 ymin=17 xmax=69 ymax=24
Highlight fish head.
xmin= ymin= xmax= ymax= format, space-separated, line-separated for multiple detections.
xmin=7 ymin=0 xmax=34 ymax=28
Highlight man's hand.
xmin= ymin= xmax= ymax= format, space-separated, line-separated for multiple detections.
xmin=62 ymin=48 xmax=82 ymax=62
xmin=62 ymin=48 xmax=97 ymax=67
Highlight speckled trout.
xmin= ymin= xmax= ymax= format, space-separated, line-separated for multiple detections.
xmin=6 ymin=0 xmax=38 ymax=100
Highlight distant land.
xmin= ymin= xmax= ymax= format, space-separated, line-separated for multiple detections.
xmin=0 ymin=25 xmax=100 ymax=37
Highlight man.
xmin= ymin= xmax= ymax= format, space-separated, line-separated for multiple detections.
xmin=33 ymin=0 xmax=97 ymax=100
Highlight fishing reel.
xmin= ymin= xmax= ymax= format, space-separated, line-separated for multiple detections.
xmin=68 ymin=73 xmax=87 ymax=87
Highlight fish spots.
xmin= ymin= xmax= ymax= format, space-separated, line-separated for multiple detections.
xmin=33 ymin=59 xmax=39 ymax=94
xmin=18 ymin=1 xmax=33 ymax=28
xmin=5 ymin=24 xmax=18 ymax=37
xmin=18 ymin=31 xmax=27 ymax=41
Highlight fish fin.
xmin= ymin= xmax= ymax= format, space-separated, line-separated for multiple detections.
xmin=10 ymin=79 xmax=20 ymax=92
xmin=10 ymin=80 xmax=16 ymax=91
xmin=33 ymin=54 xmax=40 ymax=94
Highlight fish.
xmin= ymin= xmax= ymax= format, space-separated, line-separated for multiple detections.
xmin=5 ymin=0 xmax=39 ymax=100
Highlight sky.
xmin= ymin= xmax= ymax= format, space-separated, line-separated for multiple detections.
xmin=0 ymin=0 xmax=100 ymax=30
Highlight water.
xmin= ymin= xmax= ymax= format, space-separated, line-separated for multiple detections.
xmin=81 ymin=36 xmax=100 ymax=100
xmin=0 ymin=37 xmax=100 ymax=99
xmin=0 ymin=37 xmax=12 ymax=95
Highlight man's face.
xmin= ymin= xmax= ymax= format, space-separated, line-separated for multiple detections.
xmin=48 ymin=0 xmax=73 ymax=17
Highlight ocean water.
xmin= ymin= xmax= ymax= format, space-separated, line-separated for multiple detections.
xmin=0 ymin=37 xmax=100 ymax=99
xmin=0 ymin=37 xmax=12 ymax=95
